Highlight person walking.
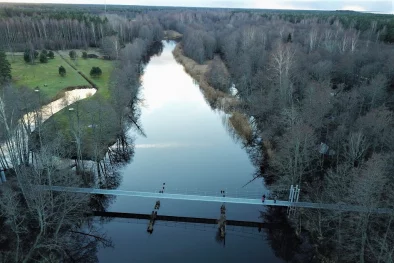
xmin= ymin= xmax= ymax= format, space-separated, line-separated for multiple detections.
xmin=262 ymin=194 xmax=266 ymax=203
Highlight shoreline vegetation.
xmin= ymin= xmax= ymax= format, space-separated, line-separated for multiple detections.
xmin=172 ymin=42 xmax=254 ymax=144
xmin=164 ymin=30 xmax=183 ymax=41
xmin=25 ymin=49 xmax=116 ymax=160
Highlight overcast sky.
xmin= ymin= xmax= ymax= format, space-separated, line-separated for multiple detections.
xmin=3 ymin=0 xmax=393 ymax=14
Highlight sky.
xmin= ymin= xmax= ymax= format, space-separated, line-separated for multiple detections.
xmin=2 ymin=0 xmax=393 ymax=14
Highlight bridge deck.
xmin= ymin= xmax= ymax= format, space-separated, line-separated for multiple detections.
xmin=44 ymin=186 xmax=393 ymax=214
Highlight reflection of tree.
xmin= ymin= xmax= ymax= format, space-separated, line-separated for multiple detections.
xmin=142 ymin=41 xmax=164 ymax=64
xmin=215 ymin=228 xmax=226 ymax=246
xmin=0 ymin=170 xmax=112 ymax=262
xmin=62 ymin=222 xmax=113 ymax=262
xmin=260 ymin=208 xmax=302 ymax=262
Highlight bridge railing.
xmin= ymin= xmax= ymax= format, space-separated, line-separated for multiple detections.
xmin=94 ymin=186 xmax=275 ymax=200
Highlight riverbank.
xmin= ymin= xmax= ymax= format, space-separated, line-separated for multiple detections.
xmin=32 ymin=49 xmax=117 ymax=160
xmin=172 ymin=42 xmax=253 ymax=143
xmin=164 ymin=30 xmax=183 ymax=41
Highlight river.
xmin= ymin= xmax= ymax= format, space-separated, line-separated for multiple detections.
xmin=97 ymin=41 xmax=286 ymax=262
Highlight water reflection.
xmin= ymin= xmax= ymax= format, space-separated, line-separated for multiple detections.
xmin=97 ymin=41 xmax=284 ymax=262
xmin=24 ymin=88 xmax=96 ymax=130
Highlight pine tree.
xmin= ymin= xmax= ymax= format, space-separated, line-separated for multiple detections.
xmin=48 ymin=51 xmax=55 ymax=59
xmin=90 ymin=66 xmax=102 ymax=77
xmin=59 ymin=66 xmax=66 ymax=77
xmin=69 ymin=50 xmax=77 ymax=60
xmin=287 ymin=33 xmax=292 ymax=43
xmin=39 ymin=52 xmax=48 ymax=63
xmin=23 ymin=50 xmax=31 ymax=63
xmin=0 ymin=50 xmax=11 ymax=83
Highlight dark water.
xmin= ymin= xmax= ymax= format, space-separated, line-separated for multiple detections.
xmin=97 ymin=41 xmax=285 ymax=263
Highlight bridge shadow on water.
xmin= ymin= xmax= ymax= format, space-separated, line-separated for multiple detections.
xmin=92 ymin=210 xmax=286 ymax=229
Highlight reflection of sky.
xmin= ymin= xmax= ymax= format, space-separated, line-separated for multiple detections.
xmin=119 ymin=41 xmax=264 ymax=195
xmin=98 ymin=41 xmax=280 ymax=263
xmin=139 ymin=46 xmax=205 ymax=114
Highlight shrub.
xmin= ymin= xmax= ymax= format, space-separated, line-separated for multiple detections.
xmin=82 ymin=51 xmax=88 ymax=59
xmin=69 ymin=50 xmax=77 ymax=60
xmin=47 ymin=51 xmax=55 ymax=59
xmin=90 ymin=67 xmax=102 ymax=77
xmin=39 ymin=52 xmax=48 ymax=63
xmin=59 ymin=66 xmax=66 ymax=76
xmin=23 ymin=49 xmax=39 ymax=63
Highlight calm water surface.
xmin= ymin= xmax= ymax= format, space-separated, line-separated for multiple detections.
xmin=97 ymin=41 xmax=284 ymax=263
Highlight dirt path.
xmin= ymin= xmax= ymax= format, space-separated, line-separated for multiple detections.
xmin=56 ymin=52 xmax=98 ymax=90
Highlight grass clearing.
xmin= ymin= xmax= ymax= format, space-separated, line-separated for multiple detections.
xmin=9 ymin=54 xmax=89 ymax=101
xmin=57 ymin=50 xmax=114 ymax=99
xmin=9 ymin=49 xmax=116 ymax=160
xmin=40 ymin=50 xmax=116 ymax=159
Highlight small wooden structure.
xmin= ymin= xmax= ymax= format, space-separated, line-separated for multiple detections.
xmin=218 ymin=204 xmax=226 ymax=238
xmin=147 ymin=201 xmax=161 ymax=233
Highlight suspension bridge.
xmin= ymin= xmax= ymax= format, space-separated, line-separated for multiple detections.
xmin=41 ymin=185 xmax=393 ymax=214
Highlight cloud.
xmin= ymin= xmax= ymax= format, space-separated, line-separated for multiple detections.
xmin=251 ymin=1 xmax=310 ymax=10
xmin=341 ymin=5 xmax=367 ymax=11
xmin=2 ymin=0 xmax=393 ymax=13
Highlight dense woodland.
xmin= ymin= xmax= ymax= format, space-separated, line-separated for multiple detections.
xmin=162 ymin=10 xmax=394 ymax=263
xmin=0 ymin=4 xmax=164 ymax=261
xmin=0 ymin=3 xmax=394 ymax=262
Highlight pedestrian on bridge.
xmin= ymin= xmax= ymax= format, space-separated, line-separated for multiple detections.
xmin=262 ymin=194 xmax=266 ymax=203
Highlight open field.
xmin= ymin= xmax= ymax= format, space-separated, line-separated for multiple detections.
xmin=9 ymin=49 xmax=117 ymax=160
xmin=57 ymin=50 xmax=114 ymax=98
xmin=39 ymin=50 xmax=116 ymax=159
xmin=9 ymin=53 xmax=89 ymax=101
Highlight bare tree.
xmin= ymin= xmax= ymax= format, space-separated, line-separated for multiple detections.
xmin=343 ymin=131 xmax=369 ymax=166
xmin=101 ymin=36 xmax=121 ymax=60
xmin=269 ymin=41 xmax=296 ymax=106
xmin=270 ymin=123 xmax=318 ymax=186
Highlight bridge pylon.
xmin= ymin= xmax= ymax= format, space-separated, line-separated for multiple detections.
xmin=287 ymin=185 xmax=300 ymax=217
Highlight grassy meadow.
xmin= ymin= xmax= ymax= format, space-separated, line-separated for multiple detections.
xmin=57 ymin=50 xmax=114 ymax=98
xmin=9 ymin=53 xmax=89 ymax=101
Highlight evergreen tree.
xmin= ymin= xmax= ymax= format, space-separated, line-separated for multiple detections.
xmin=59 ymin=65 xmax=66 ymax=76
xmin=90 ymin=66 xmax=102 ymax=77
xmin=69 ymin=50 xmax=77 ymax=60
xmin=48 ymin=51 xmax=55 ymax=59
xmin=39 ymin=52 xmax=48 ymax=63
xmin=0 ymin=50 xmax=11 ymax=83
xmin=23 ymin=49 xmax=39 ymax=63
xmin=23 ymin=50 xmax=31 ymax=63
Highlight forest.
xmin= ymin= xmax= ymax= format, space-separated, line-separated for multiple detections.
xmin=0 ymin=3 xmax=393 ymax=262
xmin=166 ymin=9 xmax=394 ymax=263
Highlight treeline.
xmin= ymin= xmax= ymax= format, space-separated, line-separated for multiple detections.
xmin=0 ymin=12 xmax=163 ymax=51
xmin=37 ymin=14 xmax=163 ymax=164
xmin=158 ymin=10 xmax=394 ymax=262
xmin=0 ymin=11 xmax=163 ymax=261
xmin=0 ymin=85 xmax=113 ymax=262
